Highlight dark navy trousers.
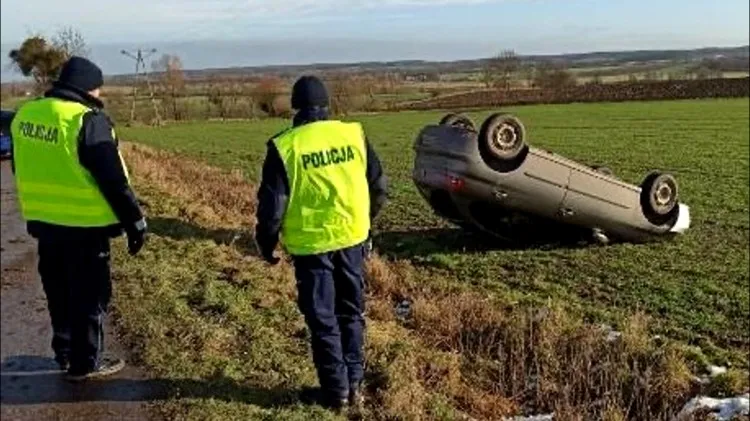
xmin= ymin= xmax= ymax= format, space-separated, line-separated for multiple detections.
xmin=37 ymin=235 xmax=112 ymax=372
xmin=292 ymin=241 xmax=367 ymax=397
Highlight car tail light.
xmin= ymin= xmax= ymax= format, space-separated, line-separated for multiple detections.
xmin=447 ymin=175 xmax=464 ymax=192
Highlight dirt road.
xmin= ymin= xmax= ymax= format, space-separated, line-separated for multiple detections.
xmin=1 ymin=161 xmax=162 ymax=421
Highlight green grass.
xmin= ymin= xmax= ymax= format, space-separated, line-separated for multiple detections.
xmin=116 ymin=98 xmax=749 ymax=419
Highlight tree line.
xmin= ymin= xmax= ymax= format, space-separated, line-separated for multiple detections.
xmin=480 ymin=49 xmax=743 ymax=91
xmin=5 ymin=31 xmax=746 ymax=124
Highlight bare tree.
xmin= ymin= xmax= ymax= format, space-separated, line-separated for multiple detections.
xmin=689 ymin=59 xmax=724 ymax=80
xmin=53 ymin=27 xmax=90 ymax=58
xmin=207 ymin=82 xmax=228 ymax=119
xmin=482 ymin=57 xmax=495 ymax=88
xmin=327 ymin=74 xmax=365 ymax=116
xmin=483 ymin=50 xmax=520 ymax=90
xmin=533 ymin=61 xmax=576 ymax=90
xmin=252 ymin=76 xmax=287 ymax=117
xmin=496 ymin=50 xmax=520 ymax=90
xmin=152 ymin=54 xmax=186 ymax=120
xmin=521 ymin=63 xmax=537 ymax=88
xmin=588 ymin=71 xmax=604 ymax=85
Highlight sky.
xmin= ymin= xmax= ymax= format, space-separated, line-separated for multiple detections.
xmin=1 ymin=0 xmax=748 ymax=79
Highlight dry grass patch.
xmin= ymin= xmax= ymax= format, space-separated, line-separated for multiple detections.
xmin=122 ymin=142 xmax=257 ymax=229
xmin=365 ymin=262 xmax=700 ymax=419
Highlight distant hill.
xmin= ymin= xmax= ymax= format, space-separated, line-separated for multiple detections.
xmin=105 ymin=45 xmax=749 ymax=83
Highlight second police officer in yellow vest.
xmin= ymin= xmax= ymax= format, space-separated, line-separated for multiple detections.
xmin=10 ymin=56 xmax=147 ymax=382
xmin=255 ymin=75 xmax=388 ymax=412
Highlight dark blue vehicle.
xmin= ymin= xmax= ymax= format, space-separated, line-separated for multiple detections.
xmin=1 ymin=110 xmax=15 ymax=159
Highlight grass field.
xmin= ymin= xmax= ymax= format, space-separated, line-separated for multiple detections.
xmin=112 ymin=98 xmax=749 ymax=420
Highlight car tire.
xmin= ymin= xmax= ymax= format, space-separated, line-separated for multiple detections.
xmin=439 ymin=113 xmax=476 ymax=132
xmin=640 ymin=171 xmax=679 ymax=226
xmin=479 ymin=113 xmax=527 ymax=162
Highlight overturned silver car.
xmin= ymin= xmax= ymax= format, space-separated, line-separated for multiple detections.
xmin=412 ymin=112 xmax=691 ymax=245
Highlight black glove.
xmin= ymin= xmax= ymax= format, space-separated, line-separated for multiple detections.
xmin=263 ymin=251 xmax=281 ymax=265
xmin=255 ymin=233 xmax=281 ymax=265
xmin=126 ymin=218 xmax=147 ymax=256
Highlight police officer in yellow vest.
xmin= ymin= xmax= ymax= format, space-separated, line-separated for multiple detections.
xmin=255 ymin=75 xmax=387 ymax=411
xmin=10 ymin=56 xmax=147 ymax=382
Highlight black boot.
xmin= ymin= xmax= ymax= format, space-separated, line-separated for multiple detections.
xmin=300 ymin=387 xmax=348 ymax=412
xmin=321 ymin=393 xmax=348 ymax=412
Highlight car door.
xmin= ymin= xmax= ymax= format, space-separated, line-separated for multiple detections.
xmin=559 ymin=166 xmax=639 ymax=230
xmin=491 ymin=149 xmax=572 ymax=220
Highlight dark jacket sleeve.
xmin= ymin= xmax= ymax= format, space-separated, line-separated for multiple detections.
xmin=78 ymin=111 xmax=144 ymax=228
xmin=365 ymin=137 xmax=388 ymax=219
xmin=255 ymin=140 xmax=289 ymax=257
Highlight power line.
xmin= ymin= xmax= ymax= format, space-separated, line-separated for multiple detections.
xmin=120 ymin=48 xmax=162 ymax=126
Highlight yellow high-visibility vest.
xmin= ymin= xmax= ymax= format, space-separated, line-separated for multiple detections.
xmin=11 ymin=97 xmax=129 ymax=227
xmin=273 ymin=120 xmax=371 ymax=255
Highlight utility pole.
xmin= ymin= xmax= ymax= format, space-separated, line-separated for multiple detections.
xmin=120 ymin=48 xmax=162 ymax=125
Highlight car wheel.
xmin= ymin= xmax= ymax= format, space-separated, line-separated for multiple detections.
xmin=479 ymin=113 xmax=527 ymax=162
xmin=591 ymin=165 xmax=615 ymax=176
xmin=640 ymin=171 xmax=679 ymax=225
xmin=439 ymin=113 xmax=476 ymax=132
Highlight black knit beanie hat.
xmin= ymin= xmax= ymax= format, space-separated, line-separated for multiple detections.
xmin=55 ymin=56 xmax=104 ymax=93
xmin=291 ymin=75 xmax=329 ymax=109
